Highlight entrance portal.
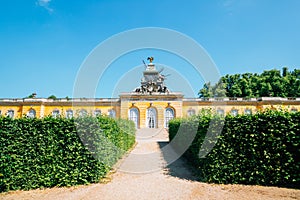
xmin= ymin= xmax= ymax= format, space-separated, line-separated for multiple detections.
xmin=146 ymin=107 xmax=157 ymax=128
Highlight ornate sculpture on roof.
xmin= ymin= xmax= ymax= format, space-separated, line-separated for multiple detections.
xmin=134 ymin=57 xmax=170 ymax=94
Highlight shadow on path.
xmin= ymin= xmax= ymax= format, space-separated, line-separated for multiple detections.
xmin=158 ymin=141 xmax=199 ymax=181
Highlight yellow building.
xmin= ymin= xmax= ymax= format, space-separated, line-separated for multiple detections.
xmin=1 ymin=60 xmax=299 ymax=129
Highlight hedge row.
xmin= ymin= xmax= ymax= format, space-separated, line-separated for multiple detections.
xmin=169 ymin=110 xmax=300 ymax=188
xmin=0 ymin=115 xmax=136 ymax=192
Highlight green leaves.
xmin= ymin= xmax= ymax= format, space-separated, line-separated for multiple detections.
xmin=199 ymin=67 xmax=300 ymax=98
xmin=168 ymin=110 xmax=300 ymax=188
xmin=0 ymin=115 xmax=135 ymax=192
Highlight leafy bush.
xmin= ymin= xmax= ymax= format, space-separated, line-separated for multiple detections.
xmin=169 ymin=110 xmax=300 ymax=188
xmin=0 ymin=115 xmax=135 ymax=192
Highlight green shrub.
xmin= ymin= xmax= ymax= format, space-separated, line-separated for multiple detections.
xmin=0 ymin=115 xmax=135 ymax=192
xmin=169 ymin=110 xmax=300 ymax=188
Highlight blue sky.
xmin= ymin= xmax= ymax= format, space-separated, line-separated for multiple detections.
xmin=0 ymin=0 xmax=299 ymax=98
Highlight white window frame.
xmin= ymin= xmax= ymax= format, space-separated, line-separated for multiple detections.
xmin=27 ymin=109 xmax=36 ymax=118
xmin=146 ymin=107 xmax=157 ymax=128
xmin=66 ymin=109 xmax=73 ymax=119
xmin=129 ymin=108 xmax=139 ymax=129
xmin=52 ymin=109 xmax=60 ymax=118
xmin=165 ymin=108 xmax=175 ymax=128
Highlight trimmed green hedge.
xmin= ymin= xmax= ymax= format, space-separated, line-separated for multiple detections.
xmin=0 ymin=115 xmax=135 ymax=192
xmin=169 ymin=110 xmax=300 ymax=188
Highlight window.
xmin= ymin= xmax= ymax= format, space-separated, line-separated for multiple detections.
xmin=147 ymin=107 xmax=157 ymax=128
xmin=216 ymin=109 xmax=224 ymax=116
xmin=244 ymin=109 xmax=252 ymax=115
xmin=165 ymin=108 xmax=175 ymax=128
xmin=66 ymin=110 xmax=73 ymax=119
xmin=52 ymin=109 xmax=60 ymax=118
xmin=108 ymin=109 xmax=116 ymax=118
xmin=7 ymin=110 xmax=14 ymax=118
xmin=187 ymin=109 xmax=196 ymax=117
xmin=231 ymin=109 xmax=239 ymax=116
xmin=78 ymin=109 xmax=87 ymax=117
xmin=129 ymin=108 xmax=139 ymax=129
xmin=27 ymin=109 xmax=36 ymax=118
xmin=291 ymin=108 xmax=298 ymax=113
xmin=94 ymin=109 xmax=101 ymax=116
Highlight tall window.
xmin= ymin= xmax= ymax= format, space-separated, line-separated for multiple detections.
xmin=231 ymin=109 xmax=239 ymax=116
xmin=216 ymin=109 xmax=224 ymax=116
xmin=7 ymin=110 xmax=14 ymax=118
xmin=129 ymin=108 xmax=139 ymax=129
xmin=94 ymin=109 xmax=101 ymax=116
xmin=147 ymin=107 xmax=157 ymax=128
xmin=52 ymin=109 xmax=60 ymax=118
xmin=27 ymin=109 xmax=36 ymax=118
xmin=244 ymin=109 xmax=252 ymax=115
xmin=66 ymin=109 xmax=73 ymax=119
xmin=108 ymin=109 xmax=116 ymax=118
xmin=187 ymin=109 xmax=196 ymax=117
xmin=78 ymin=109 xmax=87 ymax=117
xmin=291 ymin=108 xmax=298 ymax=113
xmin=165 ymin=108 xmax=174 ymax=128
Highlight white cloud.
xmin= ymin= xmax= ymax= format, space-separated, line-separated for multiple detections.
xmin=36 ymin=0 xmax=53 ymax=13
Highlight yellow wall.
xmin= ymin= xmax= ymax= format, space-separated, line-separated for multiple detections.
xmin=0 ymin=97 xmax=299 ymax=129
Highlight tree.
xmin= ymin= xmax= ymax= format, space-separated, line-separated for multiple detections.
xmin=198 ymin=82 xmax=213 ymax=98
xmin=48 ymin=95 xmax=57 ymax=100
xmin=198 ymin=67 xmax=299 ymax=98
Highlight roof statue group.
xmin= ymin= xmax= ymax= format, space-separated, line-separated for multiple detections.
xmin=134 ymin=57 xmax=170 ymax=94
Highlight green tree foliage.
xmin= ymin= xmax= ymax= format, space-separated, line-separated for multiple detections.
xmin=47 ymin=95 xmax=57 ymax=100
xmin=198 ymin=67 xmax=300 ymax=97
xmin=169 ymin=110 xmax=300 ymax=188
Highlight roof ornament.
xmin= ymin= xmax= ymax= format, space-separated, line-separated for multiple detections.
xmin=133 ymin=57 xmax=170 ymax=95
xmin=147 ymin=56 xmax=154 ymax=63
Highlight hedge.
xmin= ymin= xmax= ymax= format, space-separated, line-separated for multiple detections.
xmin=169 ymin=110 xmax=300 ymax=188
xmin=0 ymin=115 xmax=135 ymax=192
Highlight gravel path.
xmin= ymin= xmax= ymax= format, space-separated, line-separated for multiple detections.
xmin=1 ymin=128 xmax=299 ymax=200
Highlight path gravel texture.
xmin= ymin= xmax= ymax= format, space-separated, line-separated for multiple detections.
xmin=1 ymin=128 xmax=299 ymax=200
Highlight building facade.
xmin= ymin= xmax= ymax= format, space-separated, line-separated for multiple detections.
xmin=1 ymin=59 xmax=299 ymax=129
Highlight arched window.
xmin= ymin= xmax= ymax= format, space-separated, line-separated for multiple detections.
xmin=165 ymin=108 xmax=175 ymax=128
xmin=94 ymin=109 xmax=101 ymax=116
xmin=66 ymin=109 xmax=73 ymax=119
xmin=52 ymin=109 xmax=60 ymax=118
xmin=231 ymin=109 xmax=239 ymax=116
xmin=147 ymin=107 xmax=157 ymax=128
xmin=108 ymin=109 xmax=116 ymax=118
xmin=78 ymin=109 xmax=87 ymax=117
xmin=216 ymin=109 xmax=225 ymax=116
xmin=7 ymin=110 xmax=14 ymax=118
xmin=244 ymin=109 xmax=252 ymax=115
xmin=27 ymin=109 xmax=36 ymax=118
xmin=291 ymin=108 xmax=298 ymax=113
xmin=187 ymin=109 xmax=196 ymax=117
xmin=129 ymin=108 xmax=139 ymax=129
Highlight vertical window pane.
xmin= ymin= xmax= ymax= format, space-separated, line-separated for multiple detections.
xmin=27 ymin=109 xmax=36 ymax=118
xmin=165 ymin=108 xmax=174 ymax=128
xmin=66 ymin=110 xmax=73 ymax=118
xmin=94 ymin=109 xmax=101 ymax=116
xmin=7 ymin=110 xmax=14 ymax=118
xmin=108 ymin=109 xmax=116 ymax=118
xmin=231 ymin=109 xmax=238 ymax=116
xmin=187 ymin=109 xmax=195 ymax=117
xmin=217 ymin=109 xmax=224 ymax=116
xmin=52 ymin=110 xmax=60 ymax=118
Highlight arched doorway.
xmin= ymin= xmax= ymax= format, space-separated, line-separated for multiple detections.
xmin=129 ymin=108 xmax=139 ymax=129
xmin=165 ymin=107 xmax=175 ymax=128
xmin=146 ymin=107 xmax=157 ymax=128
